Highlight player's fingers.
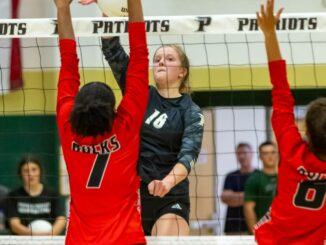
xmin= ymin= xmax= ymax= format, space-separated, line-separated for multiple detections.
xmin=154 ymin=182 xmax=164 ymax=197
xmin=152 ymin=180 xmax=163 ymax=196
xmin=266 ymin=0 xmax=273 ymax=15
xmin=158 ymin=189 xmax=168 ymax=198
xmin=159 ymin=182 xmax=169 ymax=197
xmin=275 ymin=8 xmax=284 ymax=22
xmin=148 ymin=181 xmax=155 ymax=195
xmin=256 ymin=12 xmax=261 ymax=26
xmin=157 ymin=183 xmax=168 ymax=197
xmin=260 ymin=4 xmax=266 ymax=19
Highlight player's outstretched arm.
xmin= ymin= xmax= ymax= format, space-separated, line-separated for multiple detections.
xmin=101 ymin=38 xmax=129 ymax=95
xmin=148 ymin=104 xmax=204 ymax=198
xmin=55 ymin=0 xmax=80 ymax=134
xmin=101 ymin=34 xmax=128 ymax=95
xmin=116 ymin=0 xmax=148 ymax=133
xmin=78 ymin=0 xmax=130 ymax=93
xmin=256 ymin=0 xmax=283 ymax=62
xmin=257 ymin=0 xmax=302 ymax=158
xmin=54 ymin=0 xmax=75 ymax=40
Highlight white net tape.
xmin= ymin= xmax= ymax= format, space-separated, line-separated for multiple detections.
xmin=0 ymin=236 xmax=255 ymax=245
xmin=0 ymin=13 xmax=326 ymax=38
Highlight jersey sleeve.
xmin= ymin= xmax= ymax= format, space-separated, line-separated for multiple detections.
xmin=5 ymin=192 xmax=17 ymax=219
xmin=177 ymin=104 xmax=204 ymax=173
xmin=56 ymin=39 xmax=80 ymax=138
xmin=101 ymin=37 xmax=129 ymax=94
xmin=115 ymin=22 xmax=149 ymax=132
xmin=269 ymin=60 xmax=302 ymax=157
xmin=244 ymin=175 xmax=257 ymax=202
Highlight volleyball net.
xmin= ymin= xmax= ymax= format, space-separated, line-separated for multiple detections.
xmin=0 ymin=13 xmax=326 ymax=242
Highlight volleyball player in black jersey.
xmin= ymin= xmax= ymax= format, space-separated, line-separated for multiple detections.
xmin=101 ymin=38 xmax=204 ymax=236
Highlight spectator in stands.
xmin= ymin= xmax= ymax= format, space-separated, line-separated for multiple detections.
xmin=244 ymin=141 xmax=278 ymax=234
xmin=0 ymin=186 xmax=9 ymax=210
xmin=0 ymin=185 xmax=9 ymax=234
xmin=6 ymin=155 xmax=66 ymax=235
xmin=221 ymin=142 xmax=256 ymax=235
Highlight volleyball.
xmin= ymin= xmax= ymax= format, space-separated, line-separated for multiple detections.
xmin=97 ymin=0 xmax=128 ymax=17
xmin=28 ymin=220 xmax=52 ymax=233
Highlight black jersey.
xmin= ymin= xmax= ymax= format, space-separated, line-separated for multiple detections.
xmin=102 ymin=37 xmax=204 ymax=195
xmin=6 ymin=186 xmax=65 ymax=229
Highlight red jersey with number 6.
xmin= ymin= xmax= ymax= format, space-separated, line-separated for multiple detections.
xmin=56 ymin=22 xmax=149 ymax=245
xmin=255 ymin=60 xmax=326 ymax=245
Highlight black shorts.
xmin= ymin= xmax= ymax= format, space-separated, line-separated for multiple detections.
xmin=140 ymin=181 xmax=190 ymax=235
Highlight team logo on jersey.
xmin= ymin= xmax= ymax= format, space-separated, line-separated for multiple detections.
xmin=171 ymin=203 xmax=182 ymax=210
xmin=198 ymin=113 xmax=204 ymax=127
xmin=17 ymin=202 xmax=51 ymax=214
xmin=71 ymin=135 xmax=120 ymax=155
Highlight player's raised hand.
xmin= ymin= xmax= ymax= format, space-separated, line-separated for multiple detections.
xmin=78 ymin=0 xmax=97 ymax=5
xmin=257 ymin=0 xmax=283 ymax=63
xmin=54 ymin=0 xmax=73 ymax=8
xmin=54 ymin=0 xmax=75 ymax=40
xmin=256 ymin=0 xmax=283 ymax=35
xmin=148 ymin=179 xmax=174 ymax=198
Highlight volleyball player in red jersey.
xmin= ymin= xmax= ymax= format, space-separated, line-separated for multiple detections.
xmin=54 ymin=0 xmax=149 ymax=244
xmin=254 ymin=0 xmax=326 ymax=244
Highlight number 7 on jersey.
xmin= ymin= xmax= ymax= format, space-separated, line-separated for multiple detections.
xmin=87 ymin=154 xmax=111 ymax=188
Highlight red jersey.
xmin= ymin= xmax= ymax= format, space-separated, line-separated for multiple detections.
xmin=255 ymin=60 xmax=326 ymax=245
xmin=56 ymin=22 xmax=149 ymax=245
